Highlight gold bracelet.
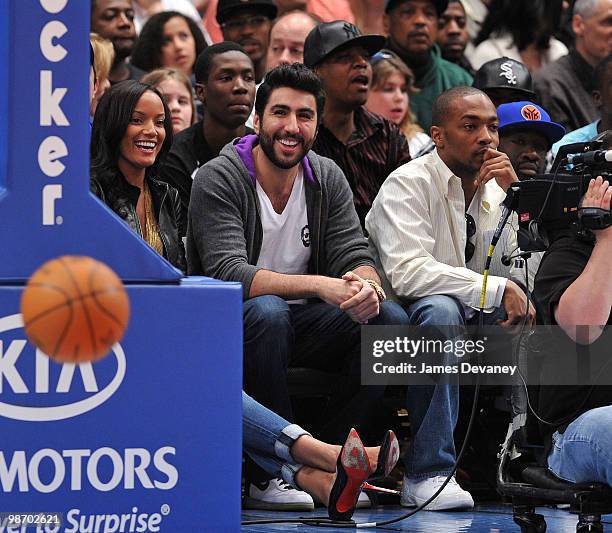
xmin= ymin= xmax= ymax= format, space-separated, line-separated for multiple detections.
xmin=365 ymin=279 xmax=386 ymax=303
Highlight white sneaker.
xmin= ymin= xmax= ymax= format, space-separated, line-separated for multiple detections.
xmin=356 ymin=490 xmax=371 ymax=509
xmin=400 ymin=475 xmax=474 ymax=511
xmin=243 ymin=478 xmax=315 ymax=511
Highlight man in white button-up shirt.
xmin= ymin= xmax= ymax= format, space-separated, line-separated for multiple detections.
xmin=366 ymin=86 xmax=536 ymax=511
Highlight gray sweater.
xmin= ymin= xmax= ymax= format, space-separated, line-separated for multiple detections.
xmin=186 ymin=134 xmax=375 ymax=300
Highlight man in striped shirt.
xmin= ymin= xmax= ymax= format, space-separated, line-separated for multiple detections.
xmin=366 ymin=86 xmax=536 ymax=511
xmin=304 ymin=21 xmax=412 ymax=228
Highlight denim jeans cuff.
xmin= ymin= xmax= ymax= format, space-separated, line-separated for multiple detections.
xmin=404 ymin=469 xmax=454 ymax=481
xmin=280 ymin=463 xmax=303 ymax=489
xmin=275 ymin=424 xmax=311 ymax=463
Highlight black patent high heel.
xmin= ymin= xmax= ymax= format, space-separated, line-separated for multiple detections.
xmin=367 ymin=429 xmax=400 ymax=482
xmin=327 ymin=428 xmax=371 ymax=521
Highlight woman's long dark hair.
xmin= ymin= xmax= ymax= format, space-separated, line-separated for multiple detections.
xmin=130 ymin=11 xmax=207 ymax=73
xmin=475 ymin=0 xmax=564 ymax=51
xmin=90 ymin=80 xmax=173 ymax=193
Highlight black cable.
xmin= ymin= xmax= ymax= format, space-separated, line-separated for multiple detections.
xmin=517 ymin=360 xmax=599 ymax=428
xmin=244 ymin=372 xmax=484 ymax=529
xmin=350 ymin=214 xmax=512 ymax=528
xmin=511 ymin=258 xmax=534 ymax=379
xmin=513 ymin=258 xmax=608 ymax=428
xmin=241 ymin=374 xmax=484 ymax=529
xmin=241 ymin=517 xmax=355 ymax=527
xmin=534 ymin=159 xmax=564 ymax=227
xmin=517 ymin=338 xmax=606 ymax=428
xmin=363 ymin=378 xmax=481 ymax=528
xmin=501 ymin=249 xmax=532 ymax=267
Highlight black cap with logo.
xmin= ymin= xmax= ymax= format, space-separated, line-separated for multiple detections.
xmin=216 ymin=0 xmax=278 ymax=24
xmin=473 ymin=57 xmax=536 ymax=99
xmin=304 ymin=21 xmax=386 ymax=69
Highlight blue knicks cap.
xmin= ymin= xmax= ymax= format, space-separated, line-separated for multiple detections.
xmin=497 ymin=101 xmax=565 ymax=145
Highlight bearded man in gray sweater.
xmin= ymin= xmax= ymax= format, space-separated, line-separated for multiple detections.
xmin=187 ymin=63 xmax=409 ymax=510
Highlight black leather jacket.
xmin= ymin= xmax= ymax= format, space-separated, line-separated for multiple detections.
xmin=91 ymin=174 xmax=186 ymax=273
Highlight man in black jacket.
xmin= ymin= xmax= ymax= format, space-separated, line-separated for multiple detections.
xmin=533 ymin=0 xmax=612 ymax=132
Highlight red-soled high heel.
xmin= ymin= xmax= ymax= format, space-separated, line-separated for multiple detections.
xmin=367 ymin=429 xmax=400 ymax=482
xmin=328 ymin=428 xmax=371 ymax=521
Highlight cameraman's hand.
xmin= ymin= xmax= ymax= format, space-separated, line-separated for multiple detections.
xmin=582 ymin=176 xmax=612 ymax=240
xmin=500 ymin=280 xmax=536 ymax=332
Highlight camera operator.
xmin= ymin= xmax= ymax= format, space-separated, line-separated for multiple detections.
xmin=533 ymin=175 xmax=612 ymax=486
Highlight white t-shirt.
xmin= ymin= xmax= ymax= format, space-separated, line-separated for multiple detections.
xmin=256 ymin=167 xmax=311 ymax=301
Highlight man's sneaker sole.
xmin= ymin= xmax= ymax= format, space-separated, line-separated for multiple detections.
xmin=243 ymin=497 xmax=315 ymax=511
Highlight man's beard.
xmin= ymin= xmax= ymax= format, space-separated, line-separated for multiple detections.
xmin=259 ymin=129 xmax=311 ymax=170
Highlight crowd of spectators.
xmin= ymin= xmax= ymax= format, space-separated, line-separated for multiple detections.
xmin=89 ymin=0 xmax=612 ymax=519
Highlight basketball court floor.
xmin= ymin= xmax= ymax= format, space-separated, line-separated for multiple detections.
xmin=242 ymin=504 xmax=612 ymax=531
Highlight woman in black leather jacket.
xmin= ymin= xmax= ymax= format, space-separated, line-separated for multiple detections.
xmin=90 ymin=80 xmax=186 ymax=273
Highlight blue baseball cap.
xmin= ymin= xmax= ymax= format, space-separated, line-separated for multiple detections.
xmin=497 ymin=101 xmax=565 ymax=146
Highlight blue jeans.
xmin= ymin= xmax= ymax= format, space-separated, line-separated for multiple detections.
xmin=243 ymin=295 xmax=409 ymax=442
xmin=242 ymin=295 xmax=408 ymax=482
xmin=402 ymin=295 xmax=506 ymax=480
xmin=548 ymin=406 xmax=612 ymax=486
xmin=242 ymin=391 xmax=310 ymax=489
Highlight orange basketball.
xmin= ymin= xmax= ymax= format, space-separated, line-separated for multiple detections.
xmin=20 ymin=256 xmax=130 ymax=363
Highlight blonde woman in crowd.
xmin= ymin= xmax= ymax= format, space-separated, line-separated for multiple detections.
xmin=365 ymin=50 xmax=431 ymax=156
xmin=141 ymin=68 xmax=196 ymax=135
xmin=90 ymin=33 xmax=115 ymax=116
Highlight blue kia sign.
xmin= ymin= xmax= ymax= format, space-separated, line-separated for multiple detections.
xmin=0 ymin=283 xmax=243 ymax=532
xmin=0 ymin=1 xmax=243 ymax=531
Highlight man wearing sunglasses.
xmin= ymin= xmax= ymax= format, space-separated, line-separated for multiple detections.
xmin=366 ymin=86 xmax=535 ymax=511
xmin=217 ymin=0 xmax=277 ymax=83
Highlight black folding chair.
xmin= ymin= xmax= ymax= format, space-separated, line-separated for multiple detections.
xmin=496 ymin=335 xmax=612 ymax=532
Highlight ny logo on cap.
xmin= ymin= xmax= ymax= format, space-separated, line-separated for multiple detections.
xmin=342 ymin=22 xmax=360 ymax=39
xmin=521 ymin=105 xmax=541 ymax=121
xmin=499 ymin=61 xmax=517 ymax=85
